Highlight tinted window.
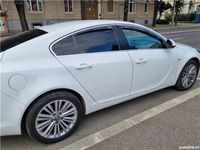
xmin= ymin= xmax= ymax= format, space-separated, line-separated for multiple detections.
xmin=75 ymin=29 xmax=119 ymax=53
xmin=52 ymin=36 xmax=77 ymax=56
xmin=0 ymin=29 xmax=47 ymax=52
xmin=122 ymin=29 xmax=163 ymax=49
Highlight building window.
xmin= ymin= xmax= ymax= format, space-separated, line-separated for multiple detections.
xmin=27 ymin=0 xmax=43 ymax=12
xmin=64 ymin=0 xmax=73 ymax=12
xmin=107 ymin=0 xmax=114 ymax=13
xmin=129 ymin=0 xmax=136 ymax=13
xmin=144 ymin=0 xmax=149 ymax=13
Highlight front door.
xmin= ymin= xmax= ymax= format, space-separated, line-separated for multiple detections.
xmin=120 ymin=28 xmax=178 ymax=95
xmin=82 ymin=0 xmax=98 ymax=20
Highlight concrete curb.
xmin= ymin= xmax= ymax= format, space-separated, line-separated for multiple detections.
xmin=150 ymin=24 xmax=200 ymax=30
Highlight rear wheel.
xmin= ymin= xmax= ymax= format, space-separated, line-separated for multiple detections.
xmin=26 ymin=91 xmax=83 ymax=144
xmin=175 ymin=60 xmax=199 ymax=91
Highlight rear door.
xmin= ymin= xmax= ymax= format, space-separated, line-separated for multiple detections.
xmin=52 ymin=26 xmax=132 ymax=103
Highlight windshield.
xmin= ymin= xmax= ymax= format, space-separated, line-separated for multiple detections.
xmin=0 ymin=29 xmax=47 ymax=52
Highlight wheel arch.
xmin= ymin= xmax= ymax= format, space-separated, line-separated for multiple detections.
xmin=176 ymin=57 xmax=200 ymax=79
xmin=190 ymin=57 xmax=200 ymax=67
xmin=20 ymin=88 xmax=86 ymax=134
xmin=175 ymin=57 xmax=200 ymax=90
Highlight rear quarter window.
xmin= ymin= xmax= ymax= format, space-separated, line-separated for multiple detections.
xmin=52 ymin=36 xmax=77 ymax=56
xmin=0 ymin=29 xmax=47 ymax=52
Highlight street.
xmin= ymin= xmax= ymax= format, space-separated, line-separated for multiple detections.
xmin=1 ymin=26 xmax=200 ymax=150
xmin=156 ymin=26 xmax=200 ymax=50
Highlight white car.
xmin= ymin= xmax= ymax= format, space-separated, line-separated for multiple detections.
xmin=1 ymin=20 xmax=200 ymax=143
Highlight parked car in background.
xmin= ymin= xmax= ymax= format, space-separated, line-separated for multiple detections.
xmin=1 ymin=20 xmax=200 ymax=143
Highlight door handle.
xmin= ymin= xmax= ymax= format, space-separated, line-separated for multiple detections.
xmin=136 ymin=58 xmax=147 ymax=64
xmin=75 ymin=63 xmax=92 ymax=70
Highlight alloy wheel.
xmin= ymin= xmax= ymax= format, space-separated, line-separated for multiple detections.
xmin=181 ymin=64 xmax=197 ymax=88
xmin=35 ymin=100 xmax=78 ymax=139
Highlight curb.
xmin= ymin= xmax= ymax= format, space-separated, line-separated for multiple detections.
xmin=150 ymin=24 xmax=200 ymax=30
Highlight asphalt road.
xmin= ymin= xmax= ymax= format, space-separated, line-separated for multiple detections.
xmin=156 ymin=26 xmax=200 ymax=50
xmin=1 ymin=26 xmax=200 ymax=150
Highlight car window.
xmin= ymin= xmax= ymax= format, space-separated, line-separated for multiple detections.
xmin=0 ymin=29 xmax=47 ymax=52
xmin=122 ymin=29 xmax=163 ymax=50
xmin=75 ymin=29 xmax=119 ymax=53
xmin=52 ymin=36 xmax=77 ymax=56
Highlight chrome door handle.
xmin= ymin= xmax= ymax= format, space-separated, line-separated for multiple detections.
xmin=75 ymin=63 xmax=92 ymax=70
xmin=136 ymin=58 xmax=147 ymax=64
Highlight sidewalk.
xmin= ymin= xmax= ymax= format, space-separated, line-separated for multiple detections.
xmin=87 ymin=95 xmax=200 ymax=150
xmin=149 ymin=23 xmax=200 ymax=30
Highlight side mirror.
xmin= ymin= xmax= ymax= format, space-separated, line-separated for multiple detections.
xmin=165 ymin=39 xmax=176 ymax=48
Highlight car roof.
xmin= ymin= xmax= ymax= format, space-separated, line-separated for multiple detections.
xmin=38 ymin=20 xmax=139 ymax=33
xmin=37 ymin=20 xmax=167 ymax=42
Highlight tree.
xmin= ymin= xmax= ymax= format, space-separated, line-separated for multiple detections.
xmin=158 ymin=1 xmax=172 ymax=20
xmin=187 ymin=0 xmax=194 ymax=22
xmin=175 ymin=0 xmax=185 ymax=25
xmin=152 ymin=0 xmax=160 ymax=27
xmin=188 ymin=0 xmax=194 ymax=13
xmin=124 ymin=0 xmax=129 ymax=21
xmin=171 ymin=0 xmax=176 ymax=26
xmin=14 ymin=0 xmax=29 ymax=31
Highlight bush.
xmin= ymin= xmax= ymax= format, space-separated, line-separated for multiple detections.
xmin=156 ymin=19 xmax=169 ymax=24
xmin=177 ymin=13 xmax=195 ymax=22
xmin=165 ymin=12 xmax=172 ymax=23
xmin=164 ymin=12 xmax=195 ymax=23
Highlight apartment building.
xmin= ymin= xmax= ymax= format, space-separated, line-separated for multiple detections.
xmin=0 ymin=0 xmax=154 ymax=33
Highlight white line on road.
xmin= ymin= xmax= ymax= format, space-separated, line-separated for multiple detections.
xmin=160 ymin=29 xmax=200 ymax=35
xmin=197 ymin=77 xmax=200 ymax=80
xmin=59 ymin=87 xmax=200 ymax=150
xmin=172 ymin=37 xmax=183 ymax=40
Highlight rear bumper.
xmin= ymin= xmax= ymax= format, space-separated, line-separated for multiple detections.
xmin=0 ymin=92 xmax=26 ymax=136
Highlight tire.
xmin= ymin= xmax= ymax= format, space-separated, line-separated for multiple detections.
xmin=25 ymin=91 xmax=83 ymax=144
xmin=175 ymin=60 xmax=199 ymax=91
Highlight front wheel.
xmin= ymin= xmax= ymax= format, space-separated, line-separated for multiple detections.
xmin=25 ymin=91 xmax=83 ymax=144
xmin=175 ymin=60 xmax=199 ymax=91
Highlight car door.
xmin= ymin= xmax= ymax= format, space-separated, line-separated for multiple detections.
xmin=51 ymin=27 xmax=132 ymax=103
xmin=118 ymin=27 xmax=178 ymax=95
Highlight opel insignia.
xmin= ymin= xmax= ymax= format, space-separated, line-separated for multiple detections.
xmin=1 ymin=20 xmax=200 ymax=143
